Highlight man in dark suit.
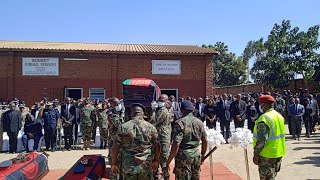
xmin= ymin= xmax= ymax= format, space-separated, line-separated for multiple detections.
xmin=42 ymin=102 xmax=59 ymax=152
xmin=230 ymin=94 xmax=247 ymax=128
xmin=178 ymin=97 xmax=184 ymax=110
xmin=3 ymin=102 xmax=22 ymax=153
xmin=60 ymin=97 xmax=76 ymax=151
xmin=289 ymin=98 xmax=305 ymax=140
xmin=194 ymin=97 xmax=205 ymax=121
xmin=72 ymin=99 xmax=81 ymax=146
xmin=216 ymin=94 xmax=231 ymax=139
xmin=31 ymin=103 xmax=42 ymax=120
xmin=169 ymin=95 xmax=180 ymax=112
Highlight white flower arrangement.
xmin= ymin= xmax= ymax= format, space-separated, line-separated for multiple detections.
xmin=204 ymin=121 xmax=226 ymax=147
xmin=228 ymin=128 xmax=253 ymax=149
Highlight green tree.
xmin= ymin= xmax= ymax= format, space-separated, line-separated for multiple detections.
xmin=202 ymin=42 xmax=247 ymax=86
xmin=291 ymin=24 xmax=320 ymax=86
xmin=247 ymin=20 xmax=320 ymax=89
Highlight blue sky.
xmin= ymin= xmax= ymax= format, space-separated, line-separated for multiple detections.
xmin=1 ymin=0 xmax=319 ymax=70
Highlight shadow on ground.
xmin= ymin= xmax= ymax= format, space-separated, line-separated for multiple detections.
xmin=293 ymin=156 xmax=320 ymax=167
xmin=293 ymin=146 xmax=320 ymax=151
xmin=292 ymin=141 xmax=320 ymax=145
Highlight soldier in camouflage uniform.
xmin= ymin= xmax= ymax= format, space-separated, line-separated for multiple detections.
xmin=111 ymin=103 xmax=160 ymax=180
xmin=80 ymin=98 xmax=95 ymax=150
xmin=253 ymin=95 xmax=286 ymax=180
xmin=167 ymin=100 xmax=208 ymax=180
xmin=19 ymin=103 xmax=30 ymax=128
xmin=19 ymin=103 xmax=31 ymax=151
xmin=96 ymin=103 xmax=108 ymax=149
xmin=151 ymin=94 xmax=172 ymax=180
xmin=107 ymin=97 xmax=124 ymax=180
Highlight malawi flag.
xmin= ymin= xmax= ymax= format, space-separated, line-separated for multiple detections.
xmin=122 ymin=78 xmax=161 ymax=100
xmin=122 ymin=78 xmax=157 ymax=87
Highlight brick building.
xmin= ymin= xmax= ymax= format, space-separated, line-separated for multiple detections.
xmin=0 ymin=40 xmax=217 ymax=105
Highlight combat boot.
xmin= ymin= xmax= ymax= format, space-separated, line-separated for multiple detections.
xmin=86 ymin=141 xmax=91 ymax=150
xmin=82 ymin=141 xmax=87 ymax=150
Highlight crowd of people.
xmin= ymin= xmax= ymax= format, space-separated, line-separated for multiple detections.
xmin=177 ymin=88 xmax=320 ymax=141
xmin=0 ymin=97 xmax=126 ymax=153
xmin=0 ymin=88 xmax=320 ymax=153
xmin=0 ymin=87 xmax=319 ymax=179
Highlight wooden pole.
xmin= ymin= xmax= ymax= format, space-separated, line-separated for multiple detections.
xmin=244 ymin=148 xmax=250 ymax=180
xmin=209 ymin=147 xmax=214 ymax=180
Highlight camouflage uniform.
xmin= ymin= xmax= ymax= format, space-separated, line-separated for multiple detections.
xmin=21 ymin=109 xmax=29 ymax=128
xmin=80 ymin=104 xmax=95 ymax=148
xmin=172 ymin=113 xmax=207 ymax=180
xmin=151 ymin=107 xmax=172 ymax=180
xmin=254 ymin=122 xmax=282 ymax=180
xmin=97 ymin=109 xmax=108 ymax=140
xmin=107 ymin=108 xmax=124 ymax=180
xmin=115 ymin=116 xmax=159 ymax=180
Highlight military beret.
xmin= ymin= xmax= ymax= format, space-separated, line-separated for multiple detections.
xmin=0 ymin=160 xmax=12 ymax=169
xmin=131 ymin=103 xmax=146 ymax=112
xmin=258 ymin=95 xmax=276 ymax=103
xmin=74 ymin=163 xmax=86 ymax=174
xmin=180 ymin=100 xmax=194 ymax=111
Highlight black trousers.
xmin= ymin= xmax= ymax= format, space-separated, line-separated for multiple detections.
xmin=304 ymin=116 xmax=312 ymax=135
xmin=234 ymin=118 xmax=244 ymax=128
xmin=92 ymin=124 xmax=97 ymax=142
xmin=63 ymin=126 xmax=73 ymax=149
xmin=312 ymin=116 xmax=319 ymax=132
xmin=248 ymin=119 xmax=255 ymax=132
xmin=220 ymin=119 xmax=230 ymax=139
xmin=8 ymin=130 xmax=18 ymax=153
xmin=287 ymin=116 xmax=292 ymax=135
xmin=291 ymin=118 xmax=301 ymax=138
xmin=44 ymin=128 xmax=57 ymax=149
xmin=73 ymin=123 xmax=79 ymax=144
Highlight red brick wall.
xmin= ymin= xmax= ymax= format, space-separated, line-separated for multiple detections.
xmin=212 ymin=79 xmax=316 ymax=96
xmin=0 ymin=50 xmax=214 ymax=106
xmin=0 ymin=52 xmax=9 ymax=101
xmin=116 ymin=54 xmax=209 ymax=98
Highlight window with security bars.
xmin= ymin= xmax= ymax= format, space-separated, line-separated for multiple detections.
xmin=89 ymin=88 xmax=105 ymax=100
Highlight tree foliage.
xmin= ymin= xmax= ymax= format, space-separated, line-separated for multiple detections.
xmin=246 ymin=20 xmax=320 ymax=89
xmin=202 ymin=42 xmax=247 ymax=87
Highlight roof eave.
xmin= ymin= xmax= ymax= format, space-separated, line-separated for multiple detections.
xmin=0 ymin=48 xmax=218 ymax=56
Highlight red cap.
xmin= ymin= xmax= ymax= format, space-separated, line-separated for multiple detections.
xmin=258 ymin=95 xmax=276 ymax=103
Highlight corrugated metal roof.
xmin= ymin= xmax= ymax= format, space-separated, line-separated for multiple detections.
xmin=0 ymin=40 xmax=218 ymax=54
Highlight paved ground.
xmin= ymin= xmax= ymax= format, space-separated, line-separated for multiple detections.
xmin=1 ymin=125 xmax=320 ymax=179
xmin=43 ymin=163 xmax=242 ymax=180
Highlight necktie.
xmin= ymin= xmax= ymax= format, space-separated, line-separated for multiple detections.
xmin=35 ymin=110 xmax=39 ymax=119
xmin=295 ymin=104 xmax=298 ymax=114
xmin=67 ymin=104 xmax=69 ymax=119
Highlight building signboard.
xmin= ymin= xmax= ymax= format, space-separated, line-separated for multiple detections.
xmin=152 ymin=60 xmax=181 ymax=75
xmin=22 ymin=57 xmax=59 ymax=76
